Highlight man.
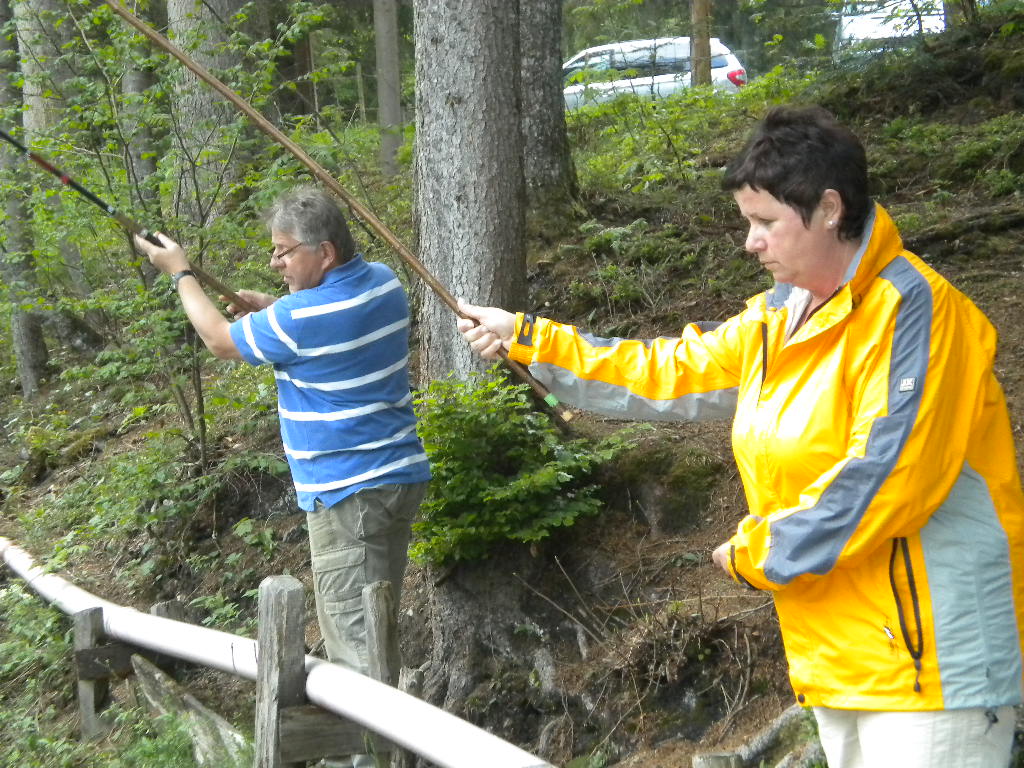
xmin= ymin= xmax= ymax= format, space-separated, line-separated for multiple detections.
xmin=136 ymin=185 xmax=430 ymax=767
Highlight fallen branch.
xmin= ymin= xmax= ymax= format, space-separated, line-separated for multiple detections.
xmin=904 ymin=204 xmax=1024 ymax=256
xmin=132 ymin=654 xmax=250 ymax=767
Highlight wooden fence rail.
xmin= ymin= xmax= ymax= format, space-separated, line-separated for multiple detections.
xmin=0 ymin=536 xmax=555 ymax=768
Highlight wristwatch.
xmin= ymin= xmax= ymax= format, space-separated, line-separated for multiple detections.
xmin=171 ymin=269 xmax=196 ymax=289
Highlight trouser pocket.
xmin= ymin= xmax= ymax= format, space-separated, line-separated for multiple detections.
xmin=310 ymin=544 xmax=368 ymax=671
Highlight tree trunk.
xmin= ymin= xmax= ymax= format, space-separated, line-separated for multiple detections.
xmin=166 ymin=0 xmax=246 ymax=227
xmin=121 ymin=4 xmax=167 ymax=288
xmin=374 ymin=0 xmax=403 ymax=177
xmin=420 ymin=551 xmax=548 ymax=725
xmin=1 ymin=0 xmax=48 ymax=397
xmin=15 ymin=0 xmax=93 ymax=301
xmin=413 ymin=0 xmax=527 ymax=384
xmin=13 ymin=0 xmax=66 ymax=130
xmin=14 ymin=0 xmax=106 ymax=354
xmin=691 ymin=0 xmax=712 ymax=87
xmin=520 ymin=0 xmax=575 ymax=212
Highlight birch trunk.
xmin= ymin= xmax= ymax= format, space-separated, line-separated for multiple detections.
xmin=2 ymin=0 xmax=47 ymax=396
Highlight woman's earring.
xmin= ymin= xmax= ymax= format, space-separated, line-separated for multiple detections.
xmin=827 ymin=220 xmax=835 ymax=228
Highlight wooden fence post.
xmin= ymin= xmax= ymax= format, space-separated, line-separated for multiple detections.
xmin=74 ymin=607 xmax=109 ymax=739
xmin=256 ymin=577 xmax=406 ymax=767
xmin=150 ymin=599 xmax=185 ymax=622
xmin=363 ymin=580 xmax=400 ymax=765
xmin=255 ymin=575 xmax=306 ymax=768
xmin=392 ymin=665 xmax=425 ymax=768
xmin=74 ymin=601 xmax=190 ymax=742
xmin=149 ymin=599 xmax=186 ymax=673
xmin=364 ymin=580 xmax=397 ymax=685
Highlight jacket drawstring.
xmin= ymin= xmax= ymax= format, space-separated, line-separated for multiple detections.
xmin=889 ymin=537 xmax=924 ymax=692
xmin=759 ymin=322 xmax=768 ymax=395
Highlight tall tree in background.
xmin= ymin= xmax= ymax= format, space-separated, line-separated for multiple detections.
xmin=14 ymin=0 xmax=92 ymax=303
xmin=15 ymin=0 xmax=106 ymax=366
xmin=166 ymin=0 xmax=246 ymax=226
xmin=520 ymin=0 xmax=575 ymax=211
xmin=691 ymin=0 xmax=712 ymax=86
xmin=12 ymin=0 xmax=64 ymax=130
xmin=374 ymin=0 xmax=403 ymax=176
xmin=413 ymin=0 xmax=526 ymax=384
xmin=121 ymin=2 xmax=167 ymax=288
xmin=0 ymin=0 xmax=47 ymax=397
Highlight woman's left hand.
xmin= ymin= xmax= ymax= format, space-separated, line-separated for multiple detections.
xmin=712 ymin=542 xmax=731 ymax=574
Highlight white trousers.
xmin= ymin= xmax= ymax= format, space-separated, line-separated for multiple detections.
xmin=813 ymin=706 xmax=1015 ymax=768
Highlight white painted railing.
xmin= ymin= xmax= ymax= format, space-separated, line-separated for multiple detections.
xmin=0 ymin=536 xmax=554 ymax=768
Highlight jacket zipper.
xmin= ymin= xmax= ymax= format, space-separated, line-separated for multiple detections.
xmin=889 ymin=537 xmax=924 ymax=693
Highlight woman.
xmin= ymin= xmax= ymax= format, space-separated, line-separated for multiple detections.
xmin=457 ymin=106 xmax=1024 ymax=767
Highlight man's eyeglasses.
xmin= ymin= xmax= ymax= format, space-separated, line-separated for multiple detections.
xmin=270 ymin=241 xmax=305 ymax=260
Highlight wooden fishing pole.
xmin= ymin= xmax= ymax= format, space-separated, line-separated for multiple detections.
xmin=0 ymin=125 xmax=259 ymax=314
xmin=103 ymin=0 xmax=573 ymax=424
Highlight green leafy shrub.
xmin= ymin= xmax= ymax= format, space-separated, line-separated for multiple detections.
xmin=411 ymin=367 xmax=631 ymax=565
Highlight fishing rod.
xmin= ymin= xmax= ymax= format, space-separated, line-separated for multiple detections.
xmin=103 ymin=0 xmax=573 ymax=425
xmin=0 ymin=126 xmax=259 ymax=314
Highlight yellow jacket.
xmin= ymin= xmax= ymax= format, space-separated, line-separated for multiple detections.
xmin=508 ymin=204 xmax=1024 ymax=710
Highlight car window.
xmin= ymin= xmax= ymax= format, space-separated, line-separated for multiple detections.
xmin=646 ymin=54 xmax=730 ymax=76
xmin=651 ymin=55 xmax=689 ymax=76
xmin=584 ymin=52 xmax=613 ymax=70
xmin=613 ymin=49 xmax=655 ymax=77
xmin=564 ymin=51 xmax=614 ymax=85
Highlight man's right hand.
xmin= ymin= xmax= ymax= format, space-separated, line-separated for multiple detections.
xmin=222 ymin=290 xmax=279 ymax=318
xmin=457 ymin=299 xmax=516 ymax=360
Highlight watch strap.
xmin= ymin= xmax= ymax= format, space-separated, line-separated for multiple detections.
xmin=171 ymin=269 xmax=196 ymax=289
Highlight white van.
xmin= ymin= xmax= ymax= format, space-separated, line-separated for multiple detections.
xmin=562 ymin=37 xmax=746 ymax=110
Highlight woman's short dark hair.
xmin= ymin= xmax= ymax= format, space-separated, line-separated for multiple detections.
xmin=722 ymin=106 xmax=871 ymax=241
xmin=267 ymin=185 xmax=357 ymax=263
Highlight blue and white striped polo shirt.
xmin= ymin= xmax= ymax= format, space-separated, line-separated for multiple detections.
xmin=229 ymin=256 xmax=430 ymax=511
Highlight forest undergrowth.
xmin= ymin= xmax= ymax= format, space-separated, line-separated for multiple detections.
xmin=2 ymin=10 xmax=1024 ymax=767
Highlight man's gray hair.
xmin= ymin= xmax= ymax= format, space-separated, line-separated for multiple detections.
xmin=267 ymin=185 xmax=356 ymax=263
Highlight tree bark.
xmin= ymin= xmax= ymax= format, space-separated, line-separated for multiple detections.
xmin=14 ymin=0 xmax=93 ymax=301
xmin=519 ymin=0 xmax=575 ymax=211
xmin=14 ymin=0 xmax=106 ymax=355
xmin=121 ymin=3 xmax=167 ymax=288
xmin=374 ymin=0 xmax=403 ymax=177
xmin=420 ymin=551 xmax=548 ymax=725
xmin=166 ymin=0 xmax=247 ymax=227
xmin=690 ymin=0 xmax=712 ymax=87
xmin=1 ymin=0 xmax=48 ymax=397
xmin=13 ymin=0 xmax=66 ymax=131
xmin=413 ymin=0 xmax=527 ymax=384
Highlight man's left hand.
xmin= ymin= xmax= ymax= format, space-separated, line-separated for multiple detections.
xmin=134 ymin=232 xmax=190 ymax=276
